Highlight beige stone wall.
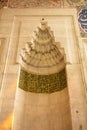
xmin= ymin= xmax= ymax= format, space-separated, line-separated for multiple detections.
xmin=0 ymin=8 xmax=87 ymax=130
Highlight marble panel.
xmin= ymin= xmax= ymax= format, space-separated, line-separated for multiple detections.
xmin=13 ymin=88 xmax=72 ymax=130
xmin=66 ymin=64 xmax=87 ymax=130
xmin=0 ymin=38 xmax=8 ymax=65
xmin=0 ymin=21 xmax=12 ymax=36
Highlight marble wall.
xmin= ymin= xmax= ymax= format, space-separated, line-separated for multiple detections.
xmin=0 ymin=8 xmax=87 ymax=130
xmin=13 ymin=87 xmax=72 ymax=130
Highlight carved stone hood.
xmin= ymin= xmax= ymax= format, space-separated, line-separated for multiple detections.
xmin=20 ymin=19 xmax=65 ymax=75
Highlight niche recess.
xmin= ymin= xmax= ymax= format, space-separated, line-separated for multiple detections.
xmin=13 ymin=19 xmax=72 ymax=130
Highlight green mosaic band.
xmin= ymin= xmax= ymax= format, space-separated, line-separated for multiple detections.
xmin=19 ymin=68 xmax=67 ymax=93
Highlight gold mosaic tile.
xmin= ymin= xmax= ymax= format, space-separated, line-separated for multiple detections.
xmin=19 ymin=68 xmax=67 ymax=93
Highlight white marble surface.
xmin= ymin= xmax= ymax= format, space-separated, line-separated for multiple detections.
xmin=13 ymin=88 xmax=72 ymax=130
xmin=0 ymin=8 xmax=87 ymax=130
xmin=66 ymin=64 xmax=87 ymax=130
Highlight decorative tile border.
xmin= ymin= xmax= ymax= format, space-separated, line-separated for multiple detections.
xmin=0 ymin=0 xmax=8 ymax=8
xmin=63 ymin=0 xmax=87 ymax=9
xmin=63 ymin=0 xmax=84 ymax=8
xmin=66 ymin=0 xmax=84 ymax=6
xmin=19 ymin=68 xmax=67 ymax=93
xmin=8 ymin=0 xmax=63 ymax=8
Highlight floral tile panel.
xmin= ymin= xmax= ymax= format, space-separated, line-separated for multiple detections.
xmin=78 ymin=8 xmax=87 ymax=37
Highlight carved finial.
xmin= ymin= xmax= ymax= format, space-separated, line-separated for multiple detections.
xmin=40 ymin=18 xmax=47 ymax=30
xmin=42 ymin=18 xmax=44 ymax=21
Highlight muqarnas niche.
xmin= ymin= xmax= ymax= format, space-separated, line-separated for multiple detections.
xmin=19 ymin=19 xmax=66 ymax=93
xmin=19 ymin=68 xmax=67 ymax=93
